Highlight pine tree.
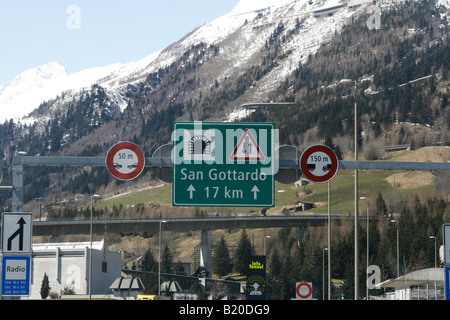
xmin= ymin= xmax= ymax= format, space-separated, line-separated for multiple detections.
xmin=375 ymin=192 xmax=388 ymax=217
xmin=141 ymin=249 xmax=158 ymax=272
xmin=40 ymin=272 xmax=51 ymax=299
xmin=234 ymin=230 xmax=253 ymax=275
xmin=212 ymin=235 xmax=233 ymax=277
xmin=161 ymin=244 xmax=173 ymax=274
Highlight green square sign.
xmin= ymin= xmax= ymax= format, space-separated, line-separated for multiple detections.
xmin=172 ymin=122 xmax=276 ymax=207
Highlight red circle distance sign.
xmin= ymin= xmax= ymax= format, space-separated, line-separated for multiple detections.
xmin=300 ymin=145 xmax=339 ymax=183
xmin=106 ymin=142 xmax=145 ymax=181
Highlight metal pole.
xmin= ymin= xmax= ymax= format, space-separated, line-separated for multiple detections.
xmin=264 ymin=235 xmax=271 ymax=256
xmin=328 ymin=181 xmax=331 ymax=300
xmin=360 ymin=196 xmax=369 ymax=300
xmin=89 ymin=195 xmax=93 ymax=300
xmin=323 ymin=248 xmax=328 ymax=300
xmin=391 ymin=220 xmax=399 ymax=277
xmin=397 ymin=224 xmax=399 ymax=277
xmin=354 ymin=99 xmax=359 ymax=300
xmin=158 ymin=221 xmax=161 ymax=296
xmin=366 ymin=198 xmax=369 ymax=300
xmin=430 ymin=236 xmax=437 ymax=268
xmin=158 ymin=220 xmax=167 ymax=296
xmin=89 ymin=194 xmax=99 ymax=300
xmin=340 ymin=79 xmax=359 ymax=300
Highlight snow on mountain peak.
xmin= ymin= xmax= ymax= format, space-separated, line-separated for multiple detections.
xmin=230 ymin=0 xmax=295 ymax=14
xmin=1 ymin=62 xmax=66 ymax=90
xmin=0 ymin=0 xmax=356 ymax=123
xmin=0 ymin=61 xmax=127 ymax=122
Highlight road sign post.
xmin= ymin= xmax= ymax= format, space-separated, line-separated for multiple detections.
xmin=172 ymin=122 xmax=277 ymax=207
xmin=300 ymin=144 xmax=339 ymax=183
xmin=106 ymin=142 xmax=145 ymax=181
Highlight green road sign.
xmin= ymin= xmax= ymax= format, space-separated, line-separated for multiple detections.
xmin=172 ymin=122 xmax=276 ymax=207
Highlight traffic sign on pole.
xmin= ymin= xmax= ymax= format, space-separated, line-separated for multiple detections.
xmin=1 ymin=212 xmax=33 ymax=255
xmin=296 ymin=282 xmax=313 ymax=299
xmin=106 ymin=142 xmax=145 ymax=181
xmin=172 ymin=122 xmax=277 ymax=207
xmin=300 ymin=145 xmax=339 ymax=183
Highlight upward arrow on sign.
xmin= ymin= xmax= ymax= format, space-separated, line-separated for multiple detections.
xmin=7 ymin=217 xmax=26 ymax=251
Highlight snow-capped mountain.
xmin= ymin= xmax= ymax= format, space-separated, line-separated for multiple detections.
xmin=2 ymin=0 xmax=447 ymax=125
xmin=0 ymin=0 xmax=361 ymax=123
xmin=0 ymin=0 xmax=448 ymax=198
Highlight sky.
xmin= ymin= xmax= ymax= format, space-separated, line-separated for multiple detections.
xmin=0 ymin=0 xmax=240 ymax=85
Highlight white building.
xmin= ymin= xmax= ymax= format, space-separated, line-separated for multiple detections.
xmin=24 ymin=240 xmax=121 ymax=299
xmin=375 ymin=268 xmax=444 ymax=300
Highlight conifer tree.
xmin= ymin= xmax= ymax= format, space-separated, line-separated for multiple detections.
xmin=212 ymin=235 xmax=232 ymax=277
xmin=40 ymin=272 xmax=51 ymax=299
xmin=141 ymin=249 xmax=158 ymax=272
xmin=234 ymin=230 xmax=253 ymax=275
xmin=161 ymin=244 xmax=173 ymax=274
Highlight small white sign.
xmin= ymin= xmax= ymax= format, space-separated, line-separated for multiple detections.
xmin=296 ymin=282 xmax=313 ymax=300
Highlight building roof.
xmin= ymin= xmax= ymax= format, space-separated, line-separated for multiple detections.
xmin=110 ymin=276 xmax=145 ymax=291
xmin=32 ymin=239 xmax=105 ymax=251
xmin=295 ymin=201 xmax=315 ymax=205
xmin=375 ymin=268 xmax=444 ymax=289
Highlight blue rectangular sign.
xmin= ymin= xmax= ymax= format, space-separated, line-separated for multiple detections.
xmin=445 ymin=266 xmax=450 ymax=300
xmin=2 ymin=256 xmax=31 ymax=296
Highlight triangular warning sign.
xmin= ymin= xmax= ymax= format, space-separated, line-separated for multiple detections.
xmin=229 ymin=129 xmax=266 ymax=161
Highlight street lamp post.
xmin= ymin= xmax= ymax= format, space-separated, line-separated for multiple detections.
xmin=323 ymin=248 xmax=328 ymax=300
xmin=360 ymin=196 xmax=369 ymax=300
xmin=430 ymin=236 xmax=437 ymax=268
xmin=89 ymin=194 xmax=100 ymax=300
xmin=340 ymin=78 xmax=358 ymax=299
xmin=35 ymin=197 xmax=43 ymax=221
xmin=158 ymin=220 xmax=167 ymax=296
xmin=391 ymin=219 xmax=399 ymax=277
xmin=264 ymin=235 xmax=271 ymax=256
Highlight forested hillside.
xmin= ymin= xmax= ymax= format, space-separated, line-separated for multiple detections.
xmin=0 ymin=0 xmax=448 ymax=205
